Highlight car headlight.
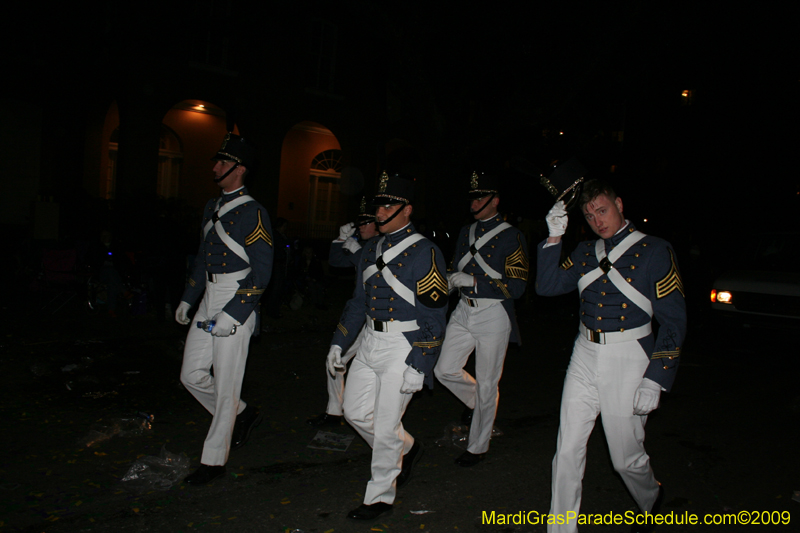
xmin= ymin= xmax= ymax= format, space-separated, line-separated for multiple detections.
xmin=711 ymin=289 xmax=733 ymax=304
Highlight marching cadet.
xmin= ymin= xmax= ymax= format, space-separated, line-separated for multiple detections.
xmin=307 ymin=197 xmax=378 ymax=427
xmin=327 ymin=172 xmax=448 ymax=520
xmin=174 ymin=133 xmax=273 ymax=485
xmin=536 ymin=170 xmax=686 ymax=533
xmin=434 ymin=172 xmax=529 ymax=466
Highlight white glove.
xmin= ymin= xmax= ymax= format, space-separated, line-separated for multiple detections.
xmin=210 ymin=311 xmax=238 ymax=337
xmin=342 ymin=238 xmax=362 ymax=254
xmin=633 ymin=378 xmax=662 ymax=415
xmin=546 ymin=200 xmax=568 ymax=238
xmin=326 ymin=345 xmax=344 ymax=377
xmin=448 ymin=272 xmax=474 ymax=292
xmin=336 ymin=222 xmax=356 ymax=242
xmin=175 ymin=301 xmax=192 ymax=325
xmin=400 ymin=366 xmax=425 ymax=394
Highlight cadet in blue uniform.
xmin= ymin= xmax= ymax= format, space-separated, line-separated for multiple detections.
xmin=307 ymin=197 xmax=378 ymax=427
xmin=327 ymin=172 xmax=448 ymax=521
xmin=174 ymin=133 xmax=273 ymax=485
xmin=434 ymin=172 xmax=529 ymax=467
xmin=536 ymin=177 xmax=686 ymax=533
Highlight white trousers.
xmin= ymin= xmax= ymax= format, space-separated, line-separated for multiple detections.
xmin=343 ymin=328 xmax=415 ymax=505
xmin=547 ymin=335 xmax=660 ymax=533
xmin=325 ymin=327 xmax=364 ymax=416
xmin=180 ymin=280 xmax=255 ymax=466
xmin=434 ymin=300 xmax=511 ymax=454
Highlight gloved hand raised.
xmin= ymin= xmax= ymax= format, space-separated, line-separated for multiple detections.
xmin=175 ymin=301 xmax=192 ymax=325
xmin=633 ymin=378 xmax=662 ymax=415
xmin=326 ymin=345 xmax=344 ymax=377
xmin=337 ymin=222 xmax=356 ymax=242
xmin=546 ymin=200 xmax=568 ymax=238
xmin=400 ymin=366 xmax=424 ymax=394
xmin=210 ymin=311 xmax=238 ymax=337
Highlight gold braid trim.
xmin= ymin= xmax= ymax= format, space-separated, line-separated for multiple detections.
xmin=245 ymin=210 xmax=273 ymax=246
xmin=236 ymin=288 xmax=265 ymax=295
xmin=655 ymin=249 xmax=684 ymax=299
xmin=413 ymin=339 xmax=443 ymax=348
xmin=188 ymin=278 xmax=197 ymax=287
xmin=652 ymin=349 xmax=681 ymax=359
xmin=491 ymin=279 xmax=512 ymax=298
xmin=504 ymin=235 xmax=529 ymax=281
xmin=560 ymin=257 xmax=574 ymax=270
xmin=337 ymin=323 xmax=348 ymax=336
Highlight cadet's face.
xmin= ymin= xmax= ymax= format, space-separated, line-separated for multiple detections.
xmin=376 ymin=204 xmax=410 ymax=234
xmin=470 ymin=195 xmax=499 ymax=219
xmin=358 ymin=221 xmax=378 ymax=240
xmin=213 ymin=160 xmax=239 ymax=187
xmin=582 ymin=194 xmax=625 ymax=239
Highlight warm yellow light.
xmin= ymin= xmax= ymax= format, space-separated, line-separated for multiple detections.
xmin=681 ymin=90 xmax=689 ymax=97
xmin=559 ymin=131 xmax=564 ymax=135
xmin=643 ymin=218 xmax=648 ymax=223
xmin=715 ymin=290 xmax=733 ymax=304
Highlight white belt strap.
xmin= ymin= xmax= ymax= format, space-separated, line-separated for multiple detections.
xmin=203 ymin=195 xmax=255 ymax=265
xmin=577 ymin=231 xmax=652 ymax=317
xmin=579 ymin=321 xmax=652 ymax=344
xmin=456 ymin=221 xmax=511 ymax=276
xmin=207 ymin=268 xmax=252 ymax=283
xmin=365 ymin=316 xmax=419 ymax=333
xmin=363 ymin=233 xmax=426 ymax=306
xmin=461 ymin=296 xmax=501 ymax=308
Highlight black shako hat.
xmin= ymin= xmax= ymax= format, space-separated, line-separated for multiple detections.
xmin=356 ymin=196 xmax=376 ymax=226
xmin=467 ymin=171 xmax=499 ymax=199
xmin=211 ymin=133 xmax=258 ymax=170
xmin=371 ymin=171 xmax=414 ymax=206
xmin=540 ymin=158 xmax=586 ymax=209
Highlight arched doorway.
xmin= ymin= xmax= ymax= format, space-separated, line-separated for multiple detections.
xmin=277 ymin=121 xmax=342 ymax=239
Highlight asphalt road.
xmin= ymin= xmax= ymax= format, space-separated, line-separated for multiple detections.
xmin=2 ymin=286 xmax=799 ymax=533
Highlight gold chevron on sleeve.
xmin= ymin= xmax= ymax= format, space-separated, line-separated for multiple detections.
xmin=188 ymin=278 xmax=197 ymax=287
xmin=655 ymin=249 xmax=684 ymax=299
xmin=337 ymin=323 xmax=348 ymax=336
xmin=504 ymin=235 xmax=529 ymax=281
xmin=417 ymin=249 xmax=448 ymax=303
xmin=560 ymin=257 xmax=574 ymax=270
xmin=245 ymin=210 xmax=273 ymax=247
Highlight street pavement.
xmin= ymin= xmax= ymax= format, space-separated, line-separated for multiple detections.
xmin=2 ymin=284 xmax=799 ymax=533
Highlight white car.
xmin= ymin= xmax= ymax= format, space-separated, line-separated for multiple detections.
xmin=710 ymin=233 xmax=800 ymax=328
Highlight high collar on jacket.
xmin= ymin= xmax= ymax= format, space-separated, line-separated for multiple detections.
xmin=604 ymin=220 xmax=635 ymax=249
xmin=382 ymin=222 xmax=417 ymax=245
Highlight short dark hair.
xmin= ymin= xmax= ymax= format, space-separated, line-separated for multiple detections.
xmin=578 ymin=179 xmax=617 ymax=210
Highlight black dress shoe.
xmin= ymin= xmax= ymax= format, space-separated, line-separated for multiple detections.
xmin=185 ymin=464 xmax=226 ymax=485
xmin=631 ymin=483 xmax=664 ymax=533
xmin=461 ymin=406 xmax=474 ymax=426
xmin=347 ymin=502 xmax=393 ymax=520
xmin=231 ymin=406 xmax=262 ymax=451
xmin=396 ymin=440 xmax=424 ymax=488
xmin=455 ymin=450 xmax=485 ymax=467
xmin=306 ymin=412 xmax=343 ymax=428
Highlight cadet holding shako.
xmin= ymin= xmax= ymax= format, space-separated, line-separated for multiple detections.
xmin=536 ymin=164 xmax=686 ymax=533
